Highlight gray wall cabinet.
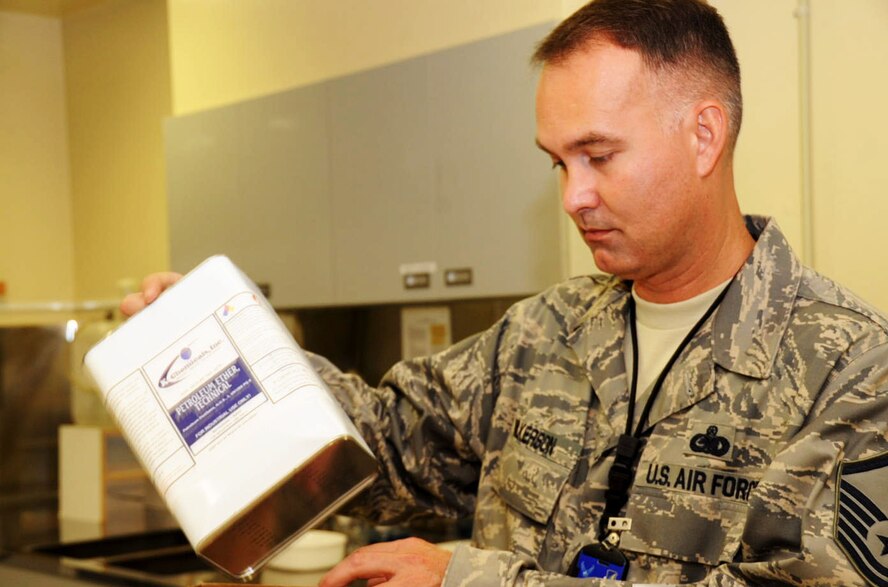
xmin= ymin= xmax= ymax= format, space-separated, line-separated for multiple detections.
xmin=165 ymin=22 xmax=563 ymax=308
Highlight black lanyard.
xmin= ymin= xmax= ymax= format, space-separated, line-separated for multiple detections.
xmin=597 ymin=283 xmax=731 ymax=539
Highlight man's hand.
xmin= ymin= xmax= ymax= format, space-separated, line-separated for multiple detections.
xmin=119 ymin=272 xmax=183 ymax=317
xmin=319 ymin=537 xmax=452 ymax=587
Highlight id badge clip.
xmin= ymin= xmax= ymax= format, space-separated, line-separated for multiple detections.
xmin=568 ymin=518 xmax=631 ymax=580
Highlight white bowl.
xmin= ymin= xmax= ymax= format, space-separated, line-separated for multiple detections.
xmin=267 ymin=530 xmax=348 ymax=571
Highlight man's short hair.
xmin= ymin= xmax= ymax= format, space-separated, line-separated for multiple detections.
xmin=533 ymin=0 xmax=743 ymax=151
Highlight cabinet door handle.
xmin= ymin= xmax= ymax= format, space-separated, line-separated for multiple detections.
xmin=444 ymin=268 xmax=473 ymax=286
xmin=403 ymin=273 xmax=431 ymax=289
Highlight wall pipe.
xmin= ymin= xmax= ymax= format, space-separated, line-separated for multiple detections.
xmin=796 ymin=0 xmax=815 ymax=267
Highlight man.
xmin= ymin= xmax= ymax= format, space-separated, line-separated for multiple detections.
xmin=124 ymin=1 xmax=888 ymax=585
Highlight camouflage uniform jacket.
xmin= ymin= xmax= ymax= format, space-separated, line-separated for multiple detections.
xmin=311 ymin=215 xmax=888 ymax=586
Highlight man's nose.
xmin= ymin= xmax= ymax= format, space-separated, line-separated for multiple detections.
xmin=561 ymin=168 xmax=600 ymax=216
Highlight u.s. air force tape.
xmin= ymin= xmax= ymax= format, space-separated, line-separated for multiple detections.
xmin=835 ymin=452 xmax=888 ymax=587
xmin=638 ymin=462 xmax=758 ymax=502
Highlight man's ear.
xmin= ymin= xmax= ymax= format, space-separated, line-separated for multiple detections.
xmin=693 ymin=102 xmax=729 ymax=177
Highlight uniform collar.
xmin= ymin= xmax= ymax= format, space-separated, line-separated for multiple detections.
xmin=565 ymin=278 xmax=631 ymax=420
xmin=712 ymin=215 xmax=802 ymax=379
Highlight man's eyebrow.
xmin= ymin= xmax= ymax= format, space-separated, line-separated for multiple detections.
xmin=535 ymin=131 xmax=623 ymax=155
xmin=569 ymin=131 xmax=622 ymax=150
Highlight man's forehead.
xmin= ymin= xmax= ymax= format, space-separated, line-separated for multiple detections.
xmin=536 ymin=43 xmax=651 ymax=128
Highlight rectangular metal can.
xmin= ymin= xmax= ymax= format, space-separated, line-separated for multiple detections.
xmin=84 ymin=255 xmax=377 ymax=579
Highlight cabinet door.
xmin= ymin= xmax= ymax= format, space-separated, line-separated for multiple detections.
xmin=166 ymin=107 xmax=241 ymax=275
xmin=327 ymin=59 xmax=439 ymax=305
xmin=166 ymin=88 xmax=335 ymax=307
xmin=428 ymin=24 xmax=563 ymax=298
xmin=237 ymin=87 xmax=334 ymax=306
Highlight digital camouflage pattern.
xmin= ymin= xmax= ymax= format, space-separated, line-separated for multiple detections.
xmin=310 ymin=216 xmax=888 ymax=586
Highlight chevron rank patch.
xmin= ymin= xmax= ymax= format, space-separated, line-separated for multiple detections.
xmin=835 ymin=452 xmax=888 ymax=587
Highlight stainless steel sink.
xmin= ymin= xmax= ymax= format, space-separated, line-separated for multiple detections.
xmin=28 ymin=529 xmax=226 ymax=586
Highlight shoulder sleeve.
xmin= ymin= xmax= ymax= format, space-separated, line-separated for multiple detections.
xmin=721 ymin=340 xmax=888 ymax=586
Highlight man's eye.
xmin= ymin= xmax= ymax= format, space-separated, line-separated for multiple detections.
xmin=589 ymin=153 xmax=613 ymax=165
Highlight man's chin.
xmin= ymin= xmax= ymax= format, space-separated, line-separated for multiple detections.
xmin=591 ymin=252 xmax=639 ymax=281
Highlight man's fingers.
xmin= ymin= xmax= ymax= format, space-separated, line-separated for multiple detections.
xmin=119 ymin=293 xmax=148 ymax=317
xmin=318 ymin=548 xmax=396 ymax=587
xmin=142 ymin=272 xmax=183 ymax=304
xmin=319 ymin=538 xmax=451 ymax=587
xmin=120 ymin=272 xmax=183 ymax=317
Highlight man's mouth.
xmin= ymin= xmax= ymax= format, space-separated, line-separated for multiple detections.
xmin=581 ymin=227 xmax=614 ymax=243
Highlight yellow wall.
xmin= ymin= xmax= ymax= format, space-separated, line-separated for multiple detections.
xmin=167 ymin=0 xmax=564 ymax=116
xmin=810 ymin=0 xmax=888 ymax=309
xmin=63 ymin=0 xmax=171 ymax=300
xmin=710 ymin=0 xmax=804 ymax=253
xmin=0 ymin=12 xmax=74 ymax=307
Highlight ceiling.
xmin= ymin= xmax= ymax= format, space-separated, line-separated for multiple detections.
xmin=0 ymin=0 xmax=109 ymax=17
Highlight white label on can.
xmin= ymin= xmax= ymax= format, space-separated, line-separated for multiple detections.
xmin=106 ymin=291 xmax=322 ymax=497
xmin=143 ymin=308 xmax=267 ymax=456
